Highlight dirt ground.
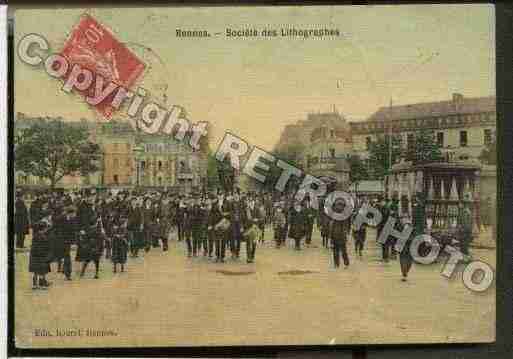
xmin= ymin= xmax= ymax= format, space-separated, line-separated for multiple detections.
xmin=14 ymin=227 xmax=496 ymax=348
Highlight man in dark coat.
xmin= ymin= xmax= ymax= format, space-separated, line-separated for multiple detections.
xmin=377 ymin=197 xmax=392 ymax=262
xmin=62 ymin=208 xmax=78 ymax=280
xmin=77 ymin=219 xmax=105 ymax=279
xmin=159 ymin=196 xmax=174 ymax=251
xmin=328 ymin=199 xmax=351 ymax=269
xmin=303 ymin=197 xmax=316 ymax=247
xmin=150 ymin=201 xmax=162 ymax=248
xmin=127 ymin=198 xmax=144 ymax=257
xmin=199 ymin=198 xmax=210 ymax=256
xmin=208 ymin=197 xmax=223 ymax=259
xmin=142 ymin=198 xmax=154 ymax=252
xmin=353 ymin=202 xmax=367 ymax=258
xmin=400 ymin=193 xmax=425 ymax=282
xmin=14 ymin=191 xmax=30 ymax=249
xmin=111 ymin=222 xmax=129 ymax=273
xmin=190 ymin=195 xmax=207 ymax=257
xmin=214 ymin=212 xmax=230 ymax=263
xmin=288 ymin=201 xmax=306 ymax=250
xmin=273 ymin=204 xmax=286 ymax=248
xmin=176 ymin=196 xmax=187 ymax=242
xmin=183 ymin=199 xmax=193 ymax=257
xmin=318 ymin=197 xmax=330 ymax=248
xmin=228 ymin=192 xmax=245 ymax=258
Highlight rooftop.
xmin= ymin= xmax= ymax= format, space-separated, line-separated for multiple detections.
xmin=368 ymin=94 xmax=495 ymax=122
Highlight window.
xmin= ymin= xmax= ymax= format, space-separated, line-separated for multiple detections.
xmin=407 ymin=133 xmax=415 ymax=149
xmin=329 ymin=148 xmax=335 ymax=158
xmin=141 ymin=161 xmax=146 ymax=170
xmin=365 ymin=137 xmax=372 ymax=150
xmin=437 ymin=132 xmax=444 ymax=147
xmin=113 ymin=175 xmax=119 ymax=184
xmin=484 ymin=129 xmax=493 ymax=146
xmin=330 ymin=129 xmax=335 ymax=138
xmin=460 ymin=131 xmax=468 ymax=147
xmin=158 ymin=161 xmax=163 ymax=170
xmin=17 ymin=174 xmax=25 ymax=185
xmin=113 ymin=158 xmax=119 ymax=169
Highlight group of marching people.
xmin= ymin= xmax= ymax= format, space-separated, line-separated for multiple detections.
xmin=14 ymin=183 xmax=474 ymax=290
xmin=15 ymin=188 xmax=278 ymax=290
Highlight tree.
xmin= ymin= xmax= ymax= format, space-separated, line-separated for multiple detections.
xmin=15 ymin=119 xmax=101 ymax=189
xmin=368 ymin=135 xmax=402 ymax=179
xmin=479 ymin=139 xmax=496 ymax=165
xmin=406 ymin=129 xmax=443 ymax=164
xmin=348 ymin=154 xmax=369 ymax=195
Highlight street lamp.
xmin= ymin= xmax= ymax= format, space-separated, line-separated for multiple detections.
xmin=132 ymin=145 xmax=144 ymax=187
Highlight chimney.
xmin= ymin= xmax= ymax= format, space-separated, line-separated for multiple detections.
xmin=452 ymin=93 xmax=464 ymax=102
xmin=452 ymin=93 xmax=464 ymax=111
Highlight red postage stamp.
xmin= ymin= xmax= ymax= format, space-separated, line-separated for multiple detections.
xmin=60 ymin=14 xmax=145 ymax=119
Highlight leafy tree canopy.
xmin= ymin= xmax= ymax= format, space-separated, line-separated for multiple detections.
xmin=15 ymin=120 xmax=101 ymax=188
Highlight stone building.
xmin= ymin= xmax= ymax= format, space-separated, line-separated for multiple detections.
xmin=270 ymin=93 xmax=495 ymax=197
xmin=98 ymin=121 xmax=207 ymax=192
xmin=275 ymin=111 xmax=353 ymax=187
xmin=350 ymin=93 xmax=496 ymax=162
xmin=96 ymin=122 xmax=136 ymax=187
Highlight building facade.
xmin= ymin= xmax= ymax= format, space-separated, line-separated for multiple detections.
xmin=97 ymin=122 xmax=207 ymax=192
xmin=350 ymin=93 xmax=496 ymax=162
xmin=274 ymin=94 xmax=495 ymax=183
xmin=276 ymin=111 xmax=353 ymax=186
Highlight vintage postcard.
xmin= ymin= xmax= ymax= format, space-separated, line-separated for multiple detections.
xmin=12 ymin=4 xmax=496 ymax=348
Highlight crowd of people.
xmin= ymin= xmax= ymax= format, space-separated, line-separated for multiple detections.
xmin=13 ymin=186 xmax=476 ymax=290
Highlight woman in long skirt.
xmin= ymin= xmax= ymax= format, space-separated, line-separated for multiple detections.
xmin=29 ymin=220 xmax=52 ymax=289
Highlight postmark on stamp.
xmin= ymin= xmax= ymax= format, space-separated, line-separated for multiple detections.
xmin=60 ymin=14 xmax=145 ymax=119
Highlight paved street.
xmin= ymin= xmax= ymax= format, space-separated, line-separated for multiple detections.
xmin=14 ymin=227 xmax=495 ymax=348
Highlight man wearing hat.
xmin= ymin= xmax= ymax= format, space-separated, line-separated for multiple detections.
xmin=288 ymin=200 xmax=306 ymax=250
xmin=399 ymin=192 xmax=425 ymax=282
xmin=14 ymin=190 xmax=30 ymax=249
xmin=190 ymin=193 xmax=206 ymax=257
xmin=227 ymin=191 xmax=245 ymax=259
xmin=176 ymin=195 xmax=187 ymax=242
xmin=303 ymin=196 xmax=316 ymax=247
xmin=127 ymin=197 xmax=144 ymax=257
xmin=328 ymin=199 xmax=351 ymax=269
xmin=77 ymin=217 xmax=105 ymax=279
xmin=159 ymin=194 xmax=174 ymax=251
